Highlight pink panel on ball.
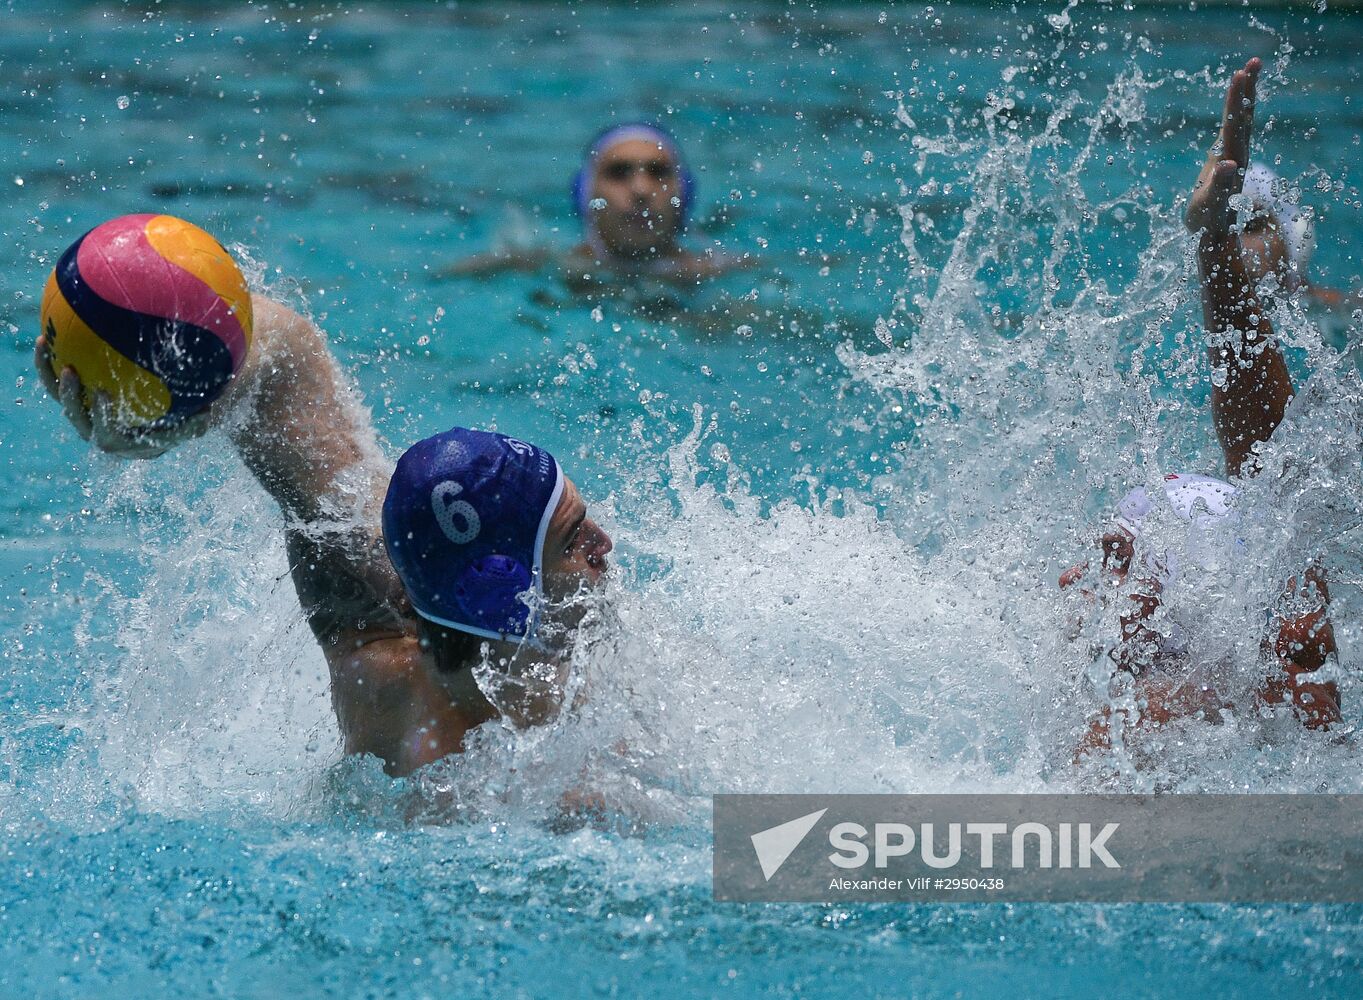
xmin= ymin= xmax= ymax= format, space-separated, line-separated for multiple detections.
xmin=75 ymin=215 xmax=249 ymax=370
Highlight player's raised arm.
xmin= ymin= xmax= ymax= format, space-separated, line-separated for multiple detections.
xmin=224 ymin=295 xmax=390 ymax=525
xmin=1184 ymin=58 xmax=1295 ymax=479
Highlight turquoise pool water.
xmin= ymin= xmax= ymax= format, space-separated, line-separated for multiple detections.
xmin=4 ymin=2 xmax=1363 ymax=996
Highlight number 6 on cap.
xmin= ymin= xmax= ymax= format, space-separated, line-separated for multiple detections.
xmin=431 ymin=481 xmax=480 ymax=544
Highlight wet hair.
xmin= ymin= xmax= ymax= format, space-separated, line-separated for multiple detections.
xmin=416 ymin=617 xmax=485 ymax=675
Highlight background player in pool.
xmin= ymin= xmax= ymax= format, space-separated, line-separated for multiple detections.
xmin=1064 ymin=58 xmax=1341 ymax=756
xmin=37 ymin=279 xmax=611 ymax=778
xmin=439 ymin=122 xmax=750 ymax=285
xmin=1236 ymin=161 xmax=1361 ymax=313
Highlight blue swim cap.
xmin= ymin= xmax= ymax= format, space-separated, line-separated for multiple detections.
xmin=571 ymin=122 xmax=695 ymax=228
xmin=382 ymin=428 xmax=564 ymax=643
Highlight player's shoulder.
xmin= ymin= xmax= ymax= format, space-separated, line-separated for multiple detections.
xmin=329 ymin=632 xmax=428 ymax=691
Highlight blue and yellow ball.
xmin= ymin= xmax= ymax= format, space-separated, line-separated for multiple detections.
xmin=40 ymin=213 xmax=253 ymax=428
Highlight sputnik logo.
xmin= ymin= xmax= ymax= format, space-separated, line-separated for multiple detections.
xmin=750 ymin=808 xmax=828 ymax=881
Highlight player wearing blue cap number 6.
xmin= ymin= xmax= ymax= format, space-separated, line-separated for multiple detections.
xmin=38 ymin=254 xmax=611 ymax=778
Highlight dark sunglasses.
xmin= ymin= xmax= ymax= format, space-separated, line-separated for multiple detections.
xmin=599 ymin=159 xmax=676 ymax=182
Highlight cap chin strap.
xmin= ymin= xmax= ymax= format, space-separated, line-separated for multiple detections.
xmin=414 ymin=605 xmax=556 ymax=656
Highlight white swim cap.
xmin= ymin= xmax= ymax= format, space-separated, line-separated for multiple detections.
xmin=1241 ymin=164 xmax=1316 ymax=273
xmin=1114 ymin=472 xmax=1237 ymax=538
xmin=1113 ymin=472 xmax=1241 ymax=585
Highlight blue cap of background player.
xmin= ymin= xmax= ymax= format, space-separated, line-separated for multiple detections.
xmin=382 ymin=428 xmax=564 ymax=643
xmin=571 ymin=122 xmax=695 ymax=228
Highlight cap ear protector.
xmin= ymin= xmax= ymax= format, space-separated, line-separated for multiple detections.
xmin=571 ymin=123 xmax=695 ymax=230
xmin=455 ymin=554 xmax=534 ymax=632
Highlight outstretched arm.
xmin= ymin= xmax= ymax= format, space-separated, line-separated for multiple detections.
xmin=432 ymin=247 xmax=552 ymax=281
xmin=1185 ymin=58 xmax=1295 ymax=479
xmin=202 ymin=300 xmax=467 ymax=766
xmin=1184 ymin=61 xmax=1341 ymax=730
xmin=35 ymin=292 xmax=462 ymax=771
xmin=226 ymin=296 xmax=394 ymax=523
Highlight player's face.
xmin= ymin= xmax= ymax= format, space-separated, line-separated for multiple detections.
xmin=542 ymin=477 xmax=612 ymax=595
xmin=588 ymin=138 xmax=682 ymax=258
